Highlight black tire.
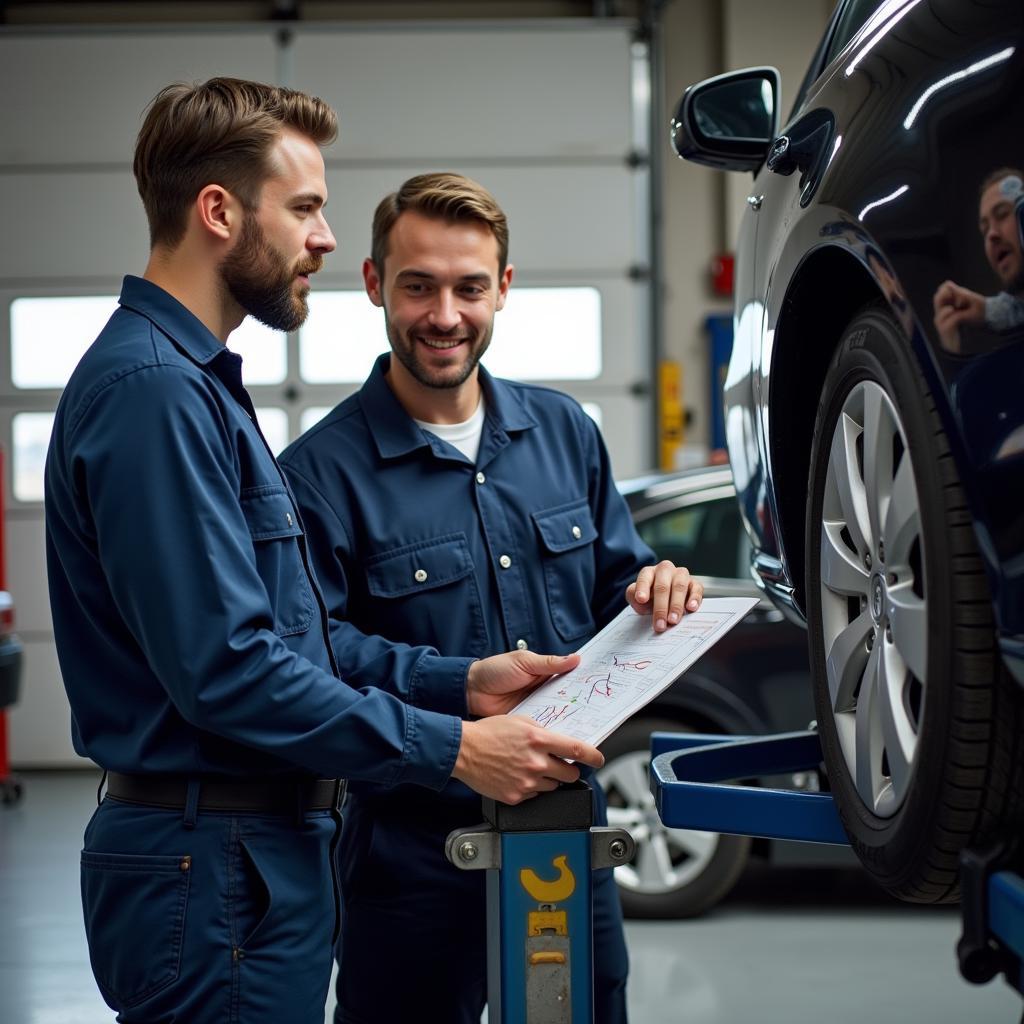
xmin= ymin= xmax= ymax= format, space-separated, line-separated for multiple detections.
xmin=597 ymin=716 xmax=751 ymax=919
xmin=805 ymin=305 xmax=1024 ymax=902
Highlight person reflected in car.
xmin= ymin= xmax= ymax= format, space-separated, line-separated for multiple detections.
xmin=933 ymin=168 xmax=1024 ymax=351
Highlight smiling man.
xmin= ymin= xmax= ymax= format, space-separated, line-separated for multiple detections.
xmin=45 ymin=88 xmax=604 ymax=1024
xmin=280 ymin=173 xmax=703 ymax=1024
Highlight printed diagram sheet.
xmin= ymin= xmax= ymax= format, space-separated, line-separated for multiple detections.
xmin=510 ymin=597 xmax=759 ymax=747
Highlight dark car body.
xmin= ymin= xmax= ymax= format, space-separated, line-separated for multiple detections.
xmin=715 ymin=0 xmax=1024 ymax=672
xmin=670 ymin=0 xmax=1024 ymax=902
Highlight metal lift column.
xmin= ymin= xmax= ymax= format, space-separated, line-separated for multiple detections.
xmin=446 ymin=781 xmax=635 ymax=1024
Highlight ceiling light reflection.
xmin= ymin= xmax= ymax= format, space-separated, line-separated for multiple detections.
xmin=858 ymin=184 xmax=909 ymax=221
xmin=845 ymin=0 xmax=921 ymax=78
xmin=903 ymin=47 xmax=1015 ymax=129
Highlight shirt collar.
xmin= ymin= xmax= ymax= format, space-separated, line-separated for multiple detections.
xmin=359 ymin=353 xmax=538 ymax=460
xmin=118 ymin=275 xmax=227 ymax=368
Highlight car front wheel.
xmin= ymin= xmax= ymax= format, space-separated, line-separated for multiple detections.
xmin=597 ymin=716 xmax=751 ymax=918
xmin=805 ymin=304 xmax=1024 ymax=902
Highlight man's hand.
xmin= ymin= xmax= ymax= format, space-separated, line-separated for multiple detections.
xmin=933 ymin=279 xmax=985 ymax=351
xmin=452 ymin=716 xmax=604 ymax=805
xmin=466 ymin=650 xmax=581 ymax=717
xmin=626 ymin=559 xmax=704 ymax=632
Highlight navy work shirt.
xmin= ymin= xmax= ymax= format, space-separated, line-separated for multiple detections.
xmin=45 ymin=277 xmax=470 ymax=786
xmin=279 ymin=354 xmax=656 ymax=813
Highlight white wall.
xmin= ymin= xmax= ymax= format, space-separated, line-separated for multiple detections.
xmin=660 ymin=0 xmax=834 ymax=454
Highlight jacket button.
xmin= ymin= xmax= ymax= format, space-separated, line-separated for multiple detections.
xmin=499 ymin=554 xmax=512 ymax=569
xmin=516 ymin=639 xmax=528 ymax=650
xmin=571 ymin=525 xmax=582 ymax=539
xmin=476 ymin=472 xmax=486 ymax=485
xmin=414 ymin=569 xmax=428 ymax=583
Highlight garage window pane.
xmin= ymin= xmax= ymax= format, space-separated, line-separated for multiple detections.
xmin=254 ymin=407 xmax=288 ymax=456
xmin=11 ymin=296 xmax=117 ymax=389
xmin=12 ymin=412 xmax=55 ymax=502
xmin=10 ymin=297 xmax=285 ymax=390
xmin=229 ymin=318 xmax=287 ymax=385
xmin=484 ymin=288 xmax=601 ymax=381
xmin=299 ymin=292 xmax=387 ymax=384
xmin=299 ymin=287 xmax=601 ymax=384
xmin=300 ymin=406 xmax=333 ymax=434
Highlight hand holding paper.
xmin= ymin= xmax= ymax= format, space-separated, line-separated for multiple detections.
xmin=509 ymin=597 xmax=759 ymax=747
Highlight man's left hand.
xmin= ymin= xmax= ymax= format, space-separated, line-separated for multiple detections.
xmin=466 ymin=650 xmax=581 ymax=717
xmin=626 ymin=560 xmax=703 ymax=632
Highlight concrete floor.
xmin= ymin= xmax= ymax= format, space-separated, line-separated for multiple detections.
xmin=1 ymin=771 xmax=1020 ymax=1024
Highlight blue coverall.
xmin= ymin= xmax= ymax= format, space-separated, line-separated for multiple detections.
xmin=280 ymin=354 xmax=657 ymax=1024
xmin=45 ymin=278 xmax=474 ymax=1023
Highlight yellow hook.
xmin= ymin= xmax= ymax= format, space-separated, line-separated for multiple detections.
xmin=520 ymin=855 xmax=576 ymax=903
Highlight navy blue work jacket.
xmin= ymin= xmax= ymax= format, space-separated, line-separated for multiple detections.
xmin=45 ymin=277 xmax=469 ymax=786
xmin=279 ymin=355 xmax=656 ymax=811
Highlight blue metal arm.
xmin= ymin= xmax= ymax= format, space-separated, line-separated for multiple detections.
xmin=649 ymin=730 xmax=848 ymax=845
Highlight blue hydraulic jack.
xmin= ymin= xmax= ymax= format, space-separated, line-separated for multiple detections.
xmin=445 ymin=781 xmax=635 ymax=1023
xmin=649 ymin=729 xmax=1024 ymax=1004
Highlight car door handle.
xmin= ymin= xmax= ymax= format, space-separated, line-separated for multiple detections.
xmin=766 ymin=135 xmax=796 ymax=175
xmin=765 ymin=110 xmax=835 ymax=204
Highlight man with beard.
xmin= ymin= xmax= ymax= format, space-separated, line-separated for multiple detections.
xmin=934 ymin=168 xmax=1024 ymax=350
xmin=45 ymin=86 xmax=606 ymax=1024
xmin=279 ymin=172 xmax=703 ymax=1024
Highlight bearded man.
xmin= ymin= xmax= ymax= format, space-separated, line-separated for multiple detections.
xmin=44 ymin=86 xmax=605 ymax=1024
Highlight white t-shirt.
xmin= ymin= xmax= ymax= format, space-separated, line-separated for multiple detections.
xmin=415 ymin=396 xmax=487 ymax=463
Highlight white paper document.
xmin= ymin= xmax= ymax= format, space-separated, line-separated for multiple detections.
xmin=510 ymin=597 xmax=759 ymax=747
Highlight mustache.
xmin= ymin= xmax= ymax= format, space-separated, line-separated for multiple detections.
xmin=296 ymin=255 xmax=324 ymax=277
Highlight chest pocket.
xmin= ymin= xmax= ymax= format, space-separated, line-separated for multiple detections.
xmin=365 ymin=534 xmax=475 ymax=598
xmin=532 ymin=500 xmax=598 ymax=643
xmin=363 ymin=534 xmax=485 ymax=651
xmin=240 ymin=485 xmax=314 ymax=637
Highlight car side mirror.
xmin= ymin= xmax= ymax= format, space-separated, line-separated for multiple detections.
xmin=671 ymin=67 xmax=781 ymax=173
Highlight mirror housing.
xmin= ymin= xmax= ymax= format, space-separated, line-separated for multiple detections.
xmin=671 ymin=67 xmax=781 ymax=173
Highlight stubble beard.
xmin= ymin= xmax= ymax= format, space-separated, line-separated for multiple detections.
xmin=384 ymin=312 xmax=493 ymax=390
xmin=1003 ymin=259 xmax=1024 ymax=296
xmin=221 ymin=213 xmax=321 ymax=332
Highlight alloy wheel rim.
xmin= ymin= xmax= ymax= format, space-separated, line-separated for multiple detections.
xmin=818 ymin=379 xmax=927 ymax=818
xmin=597 ymin=749 xmax=720 ymax=893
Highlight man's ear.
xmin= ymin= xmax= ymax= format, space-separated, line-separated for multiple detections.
xmin=495 ymin=263 xmax=515 ymax=311
xmin=363 ymin=258 xmax=384 ymax=307
xmin=195 ymin=184 xmax=238 ymax=242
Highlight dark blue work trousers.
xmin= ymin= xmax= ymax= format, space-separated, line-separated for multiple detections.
xmin=81 ymin=796 xmax=342 ymax=1023
xmin=334 ymin=796 xmax=629 ymax=1024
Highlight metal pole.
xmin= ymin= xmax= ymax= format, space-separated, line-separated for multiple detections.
xmin=446 ymin=782 xmax=634 ymax=1024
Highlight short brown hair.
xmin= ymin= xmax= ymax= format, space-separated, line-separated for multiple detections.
xmin=134 ymin=77 xmax=338 ymax=249
xmin=979 ymin=167 xmax=1024 ymax=200
xmin=370 ymin=172 xmax=509 ymax=275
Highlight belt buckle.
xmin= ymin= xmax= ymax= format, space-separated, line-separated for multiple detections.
xmin=332 ymin=779 xmax=347 ymax=812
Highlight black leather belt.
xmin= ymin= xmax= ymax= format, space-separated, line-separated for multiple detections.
xmin=105 ymin=773 xmax=345 ymax=814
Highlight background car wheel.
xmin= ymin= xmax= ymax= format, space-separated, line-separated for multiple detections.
xmin=805 ymin=304 xmax=1024 ymax=902
xmin=597 ymin=716 xmax=751 ymax=918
